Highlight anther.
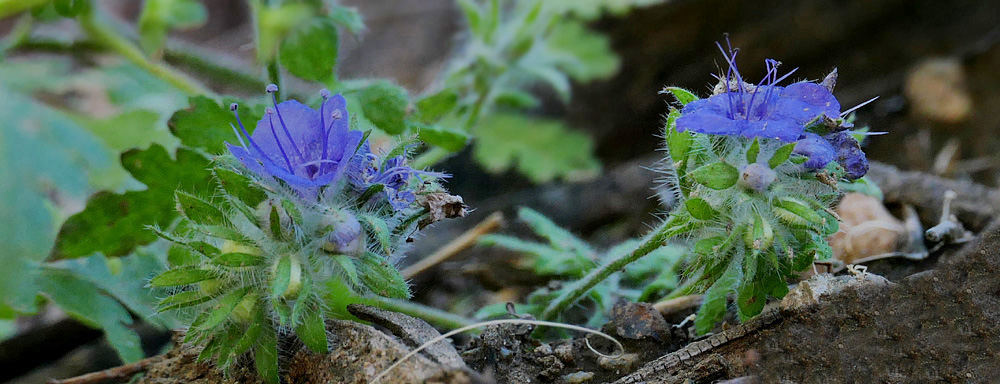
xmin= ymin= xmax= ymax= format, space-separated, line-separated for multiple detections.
xmin=266 ymin=107 xmax=275 ymax=115
xmin=320 ymin=89 xmax=331 ymax=99
xmin=331 ymin=110 xmax=343 ymax=120
xmin=266 ymin=84 xmax=278 ymax=93
xmin=230 ymin=103 xmax=239 ymax=111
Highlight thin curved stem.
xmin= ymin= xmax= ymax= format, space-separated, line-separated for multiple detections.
xmin=79 ymin=12 xmax=209 ymax=96
xmin=538 ymin=214 xmax=691 ymax=321
xmin=367 ymin=295 xmax=474 ymax=330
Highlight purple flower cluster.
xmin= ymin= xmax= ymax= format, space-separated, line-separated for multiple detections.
xmin=227 ymin=85 xmax=432 ymax=209
xmin=348 ymin=142 xmax=445 ymax=211
xmin=675 ymin=43 xmax=870 ymax=179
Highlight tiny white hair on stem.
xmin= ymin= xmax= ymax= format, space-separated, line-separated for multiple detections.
xmin=372 ymin=319 xmax=625 ymax=383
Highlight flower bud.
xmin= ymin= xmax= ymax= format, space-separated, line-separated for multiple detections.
xmin=772 ymin=197 xmax=824 ymax=228
xmin=320 ymin=210 xmax=364 ymax=255
xmin=738 ymin=163 xmax=776 ymax=193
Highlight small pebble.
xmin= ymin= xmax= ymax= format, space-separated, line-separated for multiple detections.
xmin=561 ymin=371 xmax=595 ymax=384
xmin=598 ymin=353 xmax=639 ymax=371
xmin=535 ymin=343 xmax=553 ymax=355
xmin=555 ymin=344 xmax=575 ymax=363
xmin=904 ymin=57 xmax=972 ymax=124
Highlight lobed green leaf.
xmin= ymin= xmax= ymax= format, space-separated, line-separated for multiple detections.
xmin=473 ymin=114 xmax=600 ymax=182
xmin=359 ymin=81 xmax=409 ymax=135
xmin=415 ymin=89 xmax=458 ymax=123
xmin=279 ymin=18 xmax=339 ymax=82
xmin=54 ymin=145 xmax=213 ymax=259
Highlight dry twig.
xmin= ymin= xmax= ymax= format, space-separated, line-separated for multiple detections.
xmin=46 ymin=355 xmax=164 ymax=384
xmin=402 ymin=211 xmax=505 ymax=279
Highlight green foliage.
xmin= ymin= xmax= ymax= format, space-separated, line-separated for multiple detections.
xmin=138 ymin=0 xmax=207 ymax=55
xmin=255 ymin=2 xmax=313 ymax=62
xmin=148 ymin=92 xmax=452 ymax=375
xmin=54 ymin=145 xmax=213 ymax=258
xmin=547 ymin=0 xmax=666 ymax=20
xmin=279 ymin=18 xmax=339 ymax=82
xmin=358 ymin=81 xmax=409 ymax=135
xmin=662 ymin=86 xmax=700 ymax=106
xmin=326 ymin=5 xmax=364 ymax=35
xmin=77 ymin=109 xmax=178 ymax=156
xmin=746 ymin=138 xmax=761 ymax=163
xmin=412 ymin=0 xmax=646 ymax=180
xmin=688 ymin=162 xmax=739 ymax=190
xmin=473 ymin=114 xmax=600 ymax=182
xmin=694 ymin=258 xmax=739 ymax=334
xmin=52 ymin=0 xmax=91 ymax=17
xmin=46 ymin=250 xmax=174 ymax=361
xmin=356 ymin=252 xmax=410 ymax=299
xmin=479 ymin=207 xmax=686 ymax=322
xmin=415 ymin=90 xmax=459 ymax=124
xmin=39 ymin=267 xmax=144 ymax=362
xmin=0 ymin=87 xmax=117 ymax=311
xmin=0 ymin=55 xmax=189 ymax=361
xmin=545 ymin=20 xmax=620 ymax=83
xmin=480 ymin=207 xmax=596 ymax=278
xmin=685 ymin=198 xmax=718 ymax=220
xmin=414 ymin=123 xmax=469 ymax=152
xmin=659 ymin=104 xmax=847 ymax=333
xmin=665 ymin=110 xmax=694 ymax=160
xmin=839 ymin=176 xmax=884 ymax=200
xmin=768 ymin=143 xmax=796 ymax=169
xmin=169 ymin=96 xmax=262 ymax=155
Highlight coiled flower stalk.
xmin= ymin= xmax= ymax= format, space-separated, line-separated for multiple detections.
xmin=149 ymin=85 xmax=462 ymax=382
xmin=538 ymin=40 xmax=877 ymax=334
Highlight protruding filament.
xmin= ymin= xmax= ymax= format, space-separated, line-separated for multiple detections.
xmin=231 ymin=103 xmax=278 ymax=166
xmin=266 ymin=108 xmax=295 ymax=173
xmin=266 ymin=84 xmax=306 ymax=163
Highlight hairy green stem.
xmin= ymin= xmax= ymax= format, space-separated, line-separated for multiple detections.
xmin=538 ymin=215 xmax=690 ymax=321
xmin=163 ymin=45 xmax=268 ymax=93
xmin=368 ymin=295 xmax=475 ymax=330
xmin=79 ymin=13 xmax=209 ymax=96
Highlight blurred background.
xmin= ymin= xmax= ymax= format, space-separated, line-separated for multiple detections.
xmin=1 ymin=0 xmax=998 ymax=382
